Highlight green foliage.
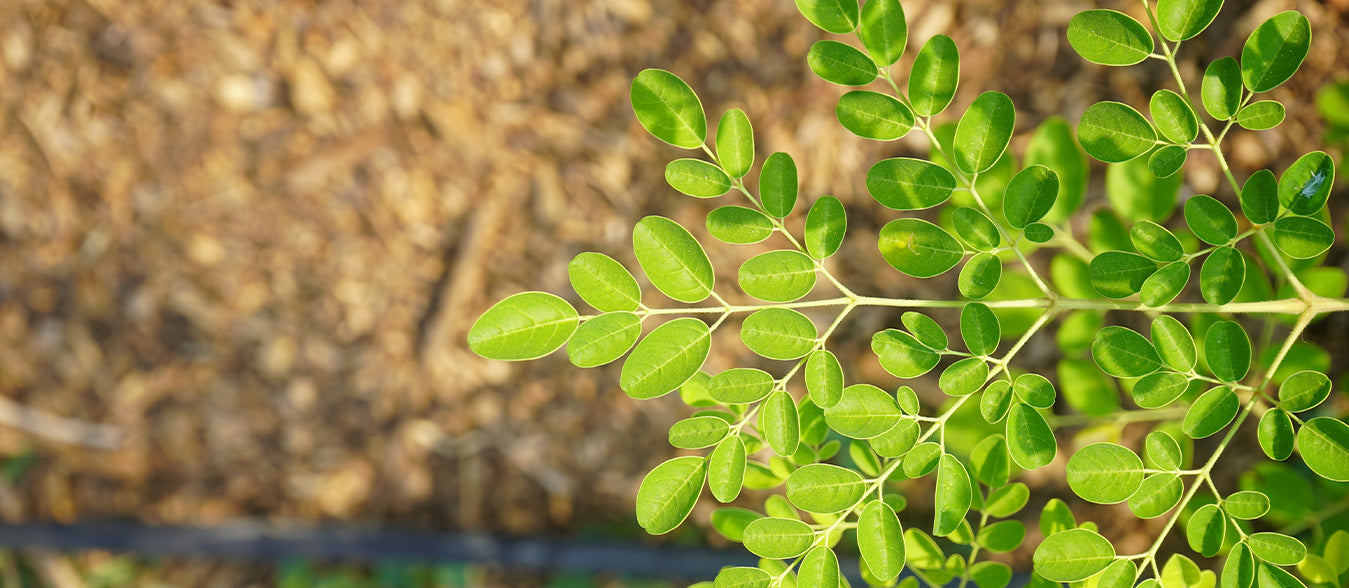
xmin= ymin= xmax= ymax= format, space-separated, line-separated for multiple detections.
xmin=470 ymin=0 xmax=1349 ymax=585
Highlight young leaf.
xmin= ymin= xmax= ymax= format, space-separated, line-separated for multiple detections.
xmin=715 ymin=109 xmax=754 ymax=179
xmin=621 ymin=318 xmax=712 ymax=399
xmin=633 ymin=216 xmax=715 ymax=303
xmin=1199 ymin=246 xmax=1246 ymax=305
xmin=1221 ymin=545 xmax=1256 ymax=588
xmin=970 ymin=435 xmax=1011 ymax=487
xmin=1132 ymin=372 xmax=1191 ymax=409
xmin=707 ymin=206 xmax=774 ymax=244
xmin=940 ymin=358 xmax=989 ymax=397
xmin=710 ymin=507 xmax=760 ymax=542
xmin=708 ymin=435 xmax=747 ymax=502
xmin=953 ymin=91 xmax=1016 ymax=174
xmin=1066 ymin=10 xmax=1154 ymax=66
xmin=1013 ymin=374 xmax=1056 ymax=409
xmin=1241 ymin=11 xmax=1311 ymax=93
xmin=895 ymin=385 xmax=921 ymax=415
xmin=1130 ymin=221 xmax=1185 ymax=262
xmin=859 ymin=0 xmax=906 ymax=66
xmin=933 ymin=454 xmax=972 ymax=537
xmin=952 ymin=207 xmax=1000 ymax=251
xmin=981 ymin=380 xmax=1014 ymax=424
xmin=739 ymin=250 xmax=818 ymax=302
xmin=871 ymin=418 xmax=919 ymax=458
xmin=740 ymin=308 xmax=817 ymax=360
xmin=903 ymin=442 xmax=942 ymax=478
xmin=1273 ymin=217 xmax=1334 ymax=259
xmin=1237 ymin=100 xmax=1286 ymax=130
xmin=1129 ymin=473 xmax=1184 ymax=518
xmin=1224 ymin=491 xmax=1271 ymax=520
xmin=1067 ymin=442 xmax=1145 ymax=504
xmin=761 ymin=390 xmax=800 ymax=457
xmin=1183 ymin=386 xmax=1239 ymax=439
xmin=636 ymin=456 xmax=706 ymax=534
xmin=569 ymin=252 xmax=642 ymax=312
xmin=1023 ymin=223 xmax=1054 ymax=243
xmin=1247 ymin=532 xmax=1307 ymax=566
xmin=978 ymin=521 xmax=1025 ymax=553
xmin=859 ymin=500 xmax=906 ymax=581
xmin=805 ymin=195 xmax=846 ymax=259
xmin=878 ymin=218 xmax=964 ymax=278
xmin=1146 ymin=430 xmax=1183 ymax=470
xmin=1277 ymin=151 xmax=1334 ymax=216
xmin=1151 ymin=89 xmax=1200 ymax=143
xmin=760 ymin=152 xmax=799 ymax=218
xmin=807 ymin=40 xmax=879 ymax=86
xmin=665 ymin=158 xmax=732 ymax=197
xmin=836 ymin=91 xmax=914 ymax=140
xmin=742 ymin=517 xmax=814 ymax=559
xmin=873 ymin=329 xmax=941 ymax=378
xmin=797 ymin=547 xmax=841 ymax=588
xmin=1157 ymin=0 xmax=1223 ymax=41
xmin=1185 ymin=194 xmax=1238 ymax=245
xmin=1007 ymin=402 xmax=1056 ymax=469
xmin=1079 ymin=101 xmax=1157 ymax=162
xmin=1034 ymin=529 xmax=1115 ymax=582
xmin=1090 ymin=251 xmax=1158 ymax=298
xmin=631 ymin=69 xmax=707 ymax=149
xmin=709 ymin=368 xmax=775 ymax=404
xmin=909 ymin=35 xmax=960 ymax=117
xmin=1278 ymin=371 xmax=1332 ymax=412
xmin=794 ymin=0 xmax=859 ymax=34
xmin=1297 ymin=417 xmax=1349 ymax=481
xmin=1186 ymin=503 xmax=1226 ymax=557
xmin=1093 ymin=326 xmax=1162 ymax=378
xmin=786 ymin=463 xmax=865 ymax=514
xmin=1097 ymin=561 xmax=1139 ymax=588
xmin=1202 ymin=57 xmax=1243 ymax=120
xmin=1241 ymin=169 xmax=1280 ymax=225
xmin=567 ymin=311 xmax=642 ymax=368
xmin=959 ymin=253 xmax=1002 ymax=300
xmin=867 ymin=157 xmax=958 ymax=210
xmin=1205 ymin=320 xmax=1251 ymax=382
xmin=961 ymin=302 xmax=1001 ymax=356
xmin=669 ymin=416 xmax=730 ymax=449
xmin=1148 ymin=145 xmax=1187 ymax=178
xmin=806 ymin=350 xmax=844 ymax=408
xmin=1255 ymin=565 xmax=1305 ymax=588
xmin=1003 ymin=165 xmax=1059 ymax=229
xmin=468 ymin=292 xmax=579 ymax=361
xmin=1259 ymin=408 xmax=1295 ymax=460
xmin=825 ymin=384 xmax=903 ymax=439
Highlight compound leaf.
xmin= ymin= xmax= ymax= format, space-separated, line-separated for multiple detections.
xmin=954 ymin=91 xmax=1016 ymax=174
xmin=1034 ymin=529 xmax=1115 ymax=582
xmin=909 ymin=35 xmax=960 ymax=117
xmin=469 ymin=292 xmax=579 ymax=361
xmin=1067 ymin=442 xmax=1145 ymax=504
xmin=879 ymin=218 xmax=964 ymax=278
xmin=631 ymin=69 xmax=706 ymax=149
xmin=636 ymin=456 xmax=706 ymax=534
xmin=1241 ymin=11 xmax=1311 ymax=93
xmin=621 ymin=317 xmax=711 ymax=399
xmin=741 ymin=308 xmax=816 ymax=360
xmin=739 ymin=250 xmax=817 ymax=302
xmin=1067 ymin=9 xmax=1154 ymax=66
xmin=634 ymin=216 xmax=714 ymax=303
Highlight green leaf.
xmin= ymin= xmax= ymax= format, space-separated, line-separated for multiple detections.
xmin=1202 ymin=57 xmax=1243 ymax=120
xmin=1149 ymin=144 xmax=1188 ymax=179
xmin=1131 ymin=221 xmax=1185 ymax=262
xmin=934 ymin=454 xmax=972 ymax=537
xmin=1129 ymin=473 xmax=1184 ymax=518
xmin=1067 ymin=442 xmax=1145 ymax=504
xmin=1241 ymin=169 xmax=1279 ymax=225
xmin=1237 ymin=100 xmax=1286 ymax=131
xmin=971 ymin=435 xmax=1011 ymax=487
xmin=1241 ymin=11 xmax=1310 ymax=93
xmin=669 ymin=416 xmax=730 ymax=449
xmin=1080 ymin=101 xmax=1158 ymax=162
xmin=1002 ymin=165 xmax=1059 ymax=229
xmin=825 ymin=384 xmax=903 ymax=439
xmin=959 ymin=253 xmax=1002 ymax=300
xmin=1185 ymin=194 xmax=1238 ymax=245
xmin=981 ymin=380 xmax=1014 ymax=424
xmin=1034 ymin=529 xmax=1115 ymax=582
xmin=714 ymin=567 xmax=770 ymax=588
xmin=903 ymin=442 xmax=943 ymax=478
xmin=742 ymin=517 xmax=814 ymax=559
xmin=741 ymin=308 xmax=816 ymax=360
xmin=1067 ymin=9 xmax=1154 ymax=66
xmin=1223 ymin=544 xmax=1256 ymax=588
xmin=1183 ymin=386 xmax=1239 ymax=439
xmin=954 ymin=91 xmax=1016 ymax=174
xmin=1152 ymin=316 xmax=1199 ymax=371
xmin=940 ymin=358 xmax=989 ymax=397
xmin=665 ymin=158 xmax=732 ymax=197
xmin=879 ymin=218 xmax=965 ymax=278
xmin=1259 ymin=408 xmax=1295 ymax=460
xmin=794 ymin=0 xmax=859 ymax=34
xmin=1097 ymin=561 xmax=1139 ymax=588
xmin=895 ymin=385 xmax=921 ymax=415
xmin=739 ymin=250 xmax=817 ymax=302
xmin=1023 ymin=223 xmax=1054 ymax=243
xmin=1132 ymin=372 xmax=1191 ymax=409
xmin=630 ymin=69 xmax=707 ymax=149
xmin=859 ymin=500 xmax=906 ymax=580
xmin=1007 ymin=403 xmax=1056 ymax=469
xmin=1157 ymin=0 xmax=1223 ymax=41
xmin=798 ymin=547 xmax=840 ymax=588
xmin=762 ymin=391 xmax=800 ymax=457
xmin=636 ymin=456 xmax=706 ymax=534
xmin=1186 ymin=503 xmax=1226 ymax=557
xmin=1141 ymin=261 xmax=1190 ymax=307
xmin=633 ymin=216 xmax=715 ymax=303
xmin=567 ymin=311 xmax=642 ymax=368
xmin=986 ymin=483 xmax=1030 ymax=518
xmin=970 ymin=562 xmax=1013 ymax=588
xmin=1026 ymin=117 xmax=1088 ymax=222
xmin=1014 ymin=373 xmax=1056 ymax=409
xmin=961 ymin=302 xmax=1001 ymax=356
xmin=873 ymin=329 xmax=941 ymax=378
xmin=1278 ymin=371 xmax=1331 ymax=412
xmin=760 ymin=152 xmax=798 ymax=218
xmin=836 ymin=91 xmax=914 ymax=140
xmin=709 ymin=368 xmax=775 ymax=404
xmin=1200 ymin=246 xmax=1246 ymax=305
xmin=786 ymin=463 xmax=865 ymax=514
xmin=1255 ymin=564 xmax=1306 ymax=588
xmin=1248 ymin=532 xmax=1306 ymax=566
xmin=867 ymin=157 xmax=958 ymax=210
xmin=807 ymin=40 xmax=878 ymax=86
xmin=1224 ymin=491 xmax=1271 ymax=520
xmin=1273 ymin=216 xmax=1334 ymax=259
xmin=708 ymin=436 xmax=746 ymax=502
xmin=859 ymin=0 xmax=906 ymax=66
xmin=1093 ymin=326 xmax=1162 ymax=378
xmin=952 ymin=207 xmax=1000 ymax=251
xmin=978 ymin=520 xmax=1025 ymax=553
xmin=1205 ymin=320 xmax=1251 ymax=383
xmin=1297 ymin=417 xmax=1349 ymax=481
xmin=468 ymin=292 xmax=579 ymax=361
xmin=1278 ymin=151 xmax=1334 ymax=216
xmin=569 ymin=252 xmax=642 ymax=312
xmin=1151 ymin=89 xmax=1200 ymax=143
xmin=806 ymin=350 xmax=844 ymax=408
xmin=707 ymin=206 xmax=774 ymax=244
xmin=710 ymin=507 xmax=760 ymax=542
xmin=621 ymin=318 xmax=712 ymax=399
xmin=909 ymin=35 xmax=960 ymax=117
xmin=1107 ymin=155 xmax=1183 ymax=222
xmin=1325 ymin=531 xmax=1349 ymax=574
xmin=1090 ymin=251 xmax=1158 ymax=298
xmin=805 ymin=196 xmax=847 ymax=260
xmin=715 ymin=109 xmax=754 ymax=179
xmin=1146 ymin=430 xmax=1183 ymax=470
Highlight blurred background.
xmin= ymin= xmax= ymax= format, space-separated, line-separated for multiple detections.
xmin=0 ymin=0 xmax=1345 ymax=585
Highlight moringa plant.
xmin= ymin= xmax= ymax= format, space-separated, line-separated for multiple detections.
xmin=469 ymin=0 xmax=1349 ymax=585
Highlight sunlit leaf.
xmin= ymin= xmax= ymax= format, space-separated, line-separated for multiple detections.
xmin=1241 ymin=11 xmax=1311 ymax=93
xmin=954 ymin=91 xmax=1016 ymax=174
xmin=633 ymin=216 xmax=715 ymax=303
xmin=742 ymin=517 xmax=814 ymax=559
xmin=636 ymin=456 xmax=706 ymax=534
xmin=867 ymin=157 xmax=958 ymax=210
xmin=1157 ymin=0 xmax=1223 ymax=41
xmin=1079 ymin=101 xmax=1157 ymax=163
xmin=567 ymin=311 xmax=642 ymax=367
xmin=621 ymin=318 xmax=711 ymax=399
xmin=805 ymin=196 xmax=847 ymax=259
xmin=741 ymin=308 xmax=817 ymax=360
xmin=808 ymin=40 xmax=879 ymax=86
xmin=1297 ymin=417 xmax=1349 ymax=481
xmin=665 ymin=158 xmax=732 ymax=197
xmin=873 ymin=329 xmax=941 ymax=378
xmin=1186 ymin=503 xmax=1226 ymax=557
xmin=934 ymin=454 xmax=972 ymax=537
xmin=1067 ymin=10 xmax=1154 ymax=66
xmin=631 ymin=69 xmax=706 ymax=148
xmin=707 ymin=206 xmax=774 ymax=244
xmin=760 ymin=152 xmax=798 ymax=218
xmin=1034 ymin=529 xmax=1115 ymax=582
xmin=1205 ymin=320 xmax=1251 ymax=383
xmin=1183 ymin=386 xmax=1239 ymax=439
xmin=1237 ymin=100 xmax=1286 ymax=131
xmin=786 ymin=463 xmax=865 ymax=514
xmin=1129 ymin=473 xmax=1183 ymax=518
xmin=739 ymin=250 xmax=817 ymax=302
xmin=715 ymin=108 xmax=755 ymax=178
xmin=795 ymin=0 xmax=860 ymax=34
xmin=1150 ymin=89 xmax=1199 ymax=143
xmin=1007 ymin=403 xmax=1056 ymax=469
xmin=1090 ymin=251 xmax=1158 ymax=298
xmin=1259 ymin=408 xmax=1295 ymax=461
xmin=1202 ymin=57 xmax=1243 ymax=120
xmin=859 ymin=500 xmax=906 ymax=580
xmin=469 ymin=292 xmax=579 ymax=361
xmin=825 ymin=384 xmax=903 ymax=439
xmin=708 ymin=435 xmax=746 ymax=502
xmin=909 ymin=35 xmax=960 ymax=117
xmin=879 ymin=218 xmax=965 ymax=278
xmin=1248 ymin=532 xmax=1307 ymax=566
xmin=806 ymin=350 xmax=844 ymax=408
xmin=1093 ymin=326 xmax=1162 ymax=378
xmin=761 ymin=390 xmax=800 ymax=457
xmin=1067 ymin=442 xmax=1145 ymax=504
